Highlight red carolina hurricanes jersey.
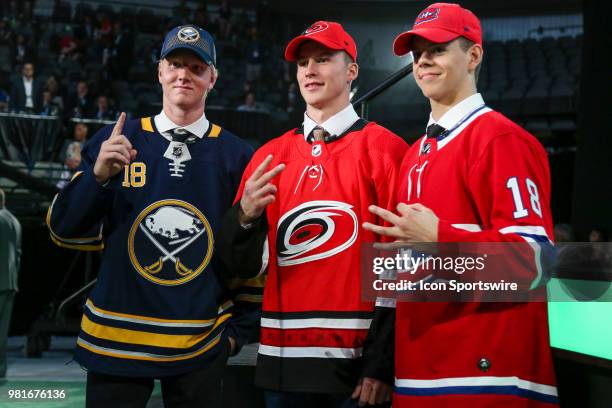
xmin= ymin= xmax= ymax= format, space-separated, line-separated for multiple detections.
xmin=394 ymin=107 xmax=559 ymax=407
xmin=235 ymin=120 xmax=408 ymax=393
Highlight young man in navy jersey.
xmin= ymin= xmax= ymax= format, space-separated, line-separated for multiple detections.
xmin=48 ymin=25 xmax=258 ymax=407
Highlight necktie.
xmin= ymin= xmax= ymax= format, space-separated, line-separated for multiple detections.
xmin=308 ymin=126 xmax=329 ymax=143
xmin=170 ymin=128 xmax=195 ymax=144
xmin=426 ymin=123 xmax=446 ymax=139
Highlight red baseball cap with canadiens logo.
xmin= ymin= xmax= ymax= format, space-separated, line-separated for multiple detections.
xmin=285 ymin=21 xmax=357 ymax=62
xmin=393 ymin=3 xmax=482 ymax=56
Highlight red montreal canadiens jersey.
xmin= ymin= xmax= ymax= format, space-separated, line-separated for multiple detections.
xmin=236 ymin=120 xmax=408 ymax=392
xmin=394 ymin=108 xmax=559 ymax=407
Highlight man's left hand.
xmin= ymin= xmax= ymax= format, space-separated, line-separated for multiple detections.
xmin=363 ymin=203 xmax=439 ymax=243
xmin=351 ymin=377 xmax=392 ymax=406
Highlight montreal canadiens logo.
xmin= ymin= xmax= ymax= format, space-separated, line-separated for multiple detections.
xmin=414 ymin=8 xmax=440 ymax=26
xmin=276 ymin=200 xmax=358 ymax=266
xmin=128 ymin=199 xmax=213 ymax=286
xmin=304 ymin=22 xmax=329 ymax=36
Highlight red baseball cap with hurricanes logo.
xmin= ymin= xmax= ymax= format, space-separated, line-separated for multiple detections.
xmin=285 ymin=21 xmax=357 ymax=62
xmin=393 ymin=3 xmax=482 ymax=56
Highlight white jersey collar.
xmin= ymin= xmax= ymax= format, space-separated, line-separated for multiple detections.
xmin=154 ymin=110 xmax=210 ymax=140
xmin=426 ymin=93 xmax=485 ymax=131
xmin=303 ymin=104 xmax=359 ymax=141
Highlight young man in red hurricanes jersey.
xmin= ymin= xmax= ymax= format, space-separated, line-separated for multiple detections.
xmin=217 ymin=21 xmax=408 ymax=408
xmin=363 ymin=3 xmax=559 ymax=408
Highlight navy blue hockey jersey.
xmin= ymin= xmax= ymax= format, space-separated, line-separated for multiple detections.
xmin=47 ymin=117 xmax=258 ymax=377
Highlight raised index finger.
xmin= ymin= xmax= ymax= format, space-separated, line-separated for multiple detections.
xmin=110 ymin=112 xmax=126 ymax=139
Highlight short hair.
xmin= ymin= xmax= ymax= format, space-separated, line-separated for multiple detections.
xmin=0 ymin=188 xmax=5 ymax=208
xmin=342 ymin=51 xmax=355 ymax=65
xmin=457 ymin=37 xmax=482 ymax=83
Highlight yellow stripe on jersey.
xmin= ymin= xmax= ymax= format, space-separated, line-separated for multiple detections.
xmin=208 ymin=124 xmax=221 ymax=138
xmin=49 ymin=233 xmax=104 ymax=251
xmin=76 ymin=332 xmax=222 ymax=362
xmin=141 ymin=117 xmax=154 ymax=132
xmin=243 ymin=275 xmax=266 ymax=288
xmin=46 ymin=188 xmax=104 ymax=246
xmin=70 ymin=171 xmax=83 ymax=181
xmin=81 ymin=312 xmax=231 ymax=349
xmin=86 ymin=299 xmax=221 ymax=326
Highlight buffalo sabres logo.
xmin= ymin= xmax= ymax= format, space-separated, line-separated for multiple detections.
xmin=276 ymin=201 xmax=358 ymax=266
xmin=303 ymin=22 xmax=329 ymax=36
xmin=178 ymin=26 xmax=200 ymax=43
xmin=128 ymin=200 xmax=213 ymax=285
xmin=414 ymin=8 xmax=439 ymax=26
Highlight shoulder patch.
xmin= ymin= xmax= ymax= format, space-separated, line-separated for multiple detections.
xmin=208 ymin=124 xmax=221 ymax=138
xmin=141 ymin=117 xmax=154 ymax=132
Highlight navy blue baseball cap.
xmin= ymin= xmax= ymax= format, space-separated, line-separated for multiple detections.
xmin=160 ymin=25 xmax=216 ymax=66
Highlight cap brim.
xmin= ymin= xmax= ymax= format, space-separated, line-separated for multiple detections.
xmin=161 ymin=45 xmax=214 ymax=66
xmin=393 ymin=28 xmax=461 ymax=56
xmin=284 ymin=35 xmax=344 ymax=62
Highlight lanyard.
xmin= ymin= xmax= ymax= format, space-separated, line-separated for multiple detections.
xmin=436 ymin=104 xmax=487 ymax=141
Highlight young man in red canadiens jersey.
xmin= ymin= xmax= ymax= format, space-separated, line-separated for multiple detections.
xmin=363 ymin=3 xmax=559 ymax=408
xmin=217 ymin=21 xmax=408 ymax=408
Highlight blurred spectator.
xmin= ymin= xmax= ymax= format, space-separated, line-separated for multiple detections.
xmin=21 ymin=1 xmax=33 ymax=21
xmin=589 ymin=228 xmax=608 ymax=243
xmin=0 ymin=19 xmax=14 ymax=46
xmin=554 ymin=223 xmax=575 ymax=242
xmin=40 ymin=90 xmax=61 ymax=116
xmin=75 ymin=14 xmax=96 ymax=45
xmin=44 ymin=74 xmax=65 ymax=112
xmin=0 ymin=89 xmax=8 ymax=112
xmin=58 ymin=25 xmax=78 ymax=63
xmin=0 ymin=188 xmax=22 ymax=379
xmin=9 ymin=62 xmax=43 ymax=113
xmin=218 ymin=0 xmax=233 ymax=38
xmin=68 ymin=80 xmax=94 ymax=118
xmin=245 ymin=26 xmax=262 ymax=81
xmin=237 ymin=92 xmax=267 ymax=113
xmin=13 ymin=33 xmax=34 ymax=65
xmin=109 ymin=22 xmax=133 ymax=77
xmin=242 ymin=80 xmax=255 ymax=96
xmin=62 ymin=122 xmax=88 ymax=170
xmin=93 ymin=95 xmax=116 ymax=120
xmin=96 ymin=12 xmax=113 ymax=37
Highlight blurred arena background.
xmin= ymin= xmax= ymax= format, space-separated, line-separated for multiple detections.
xmin=0 ymin=0 xmax=610 ymax=407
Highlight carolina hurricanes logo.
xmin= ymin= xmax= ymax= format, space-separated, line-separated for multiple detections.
xmin=414 ymin=8 xmax=440 ymax=26
xmin=276 ymin=200 xmax=358 ymax=266
xmin=303 ymin=22 xmax=329 ymax=36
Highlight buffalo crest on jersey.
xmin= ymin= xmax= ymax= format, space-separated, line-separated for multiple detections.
xmin=276 ymin=200 xmax=358 ymax=266
xmin=128 ymin=199 xmax=213 ymax=285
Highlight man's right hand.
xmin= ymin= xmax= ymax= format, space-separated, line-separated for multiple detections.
xmin=93 ymin=112 xmax=137 ymax=185
xmin=239 ymin=154 xmax=285 ymax=225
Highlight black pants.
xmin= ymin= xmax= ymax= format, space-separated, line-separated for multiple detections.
xmin=86 ymin=341 xmax=230 ymax=408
